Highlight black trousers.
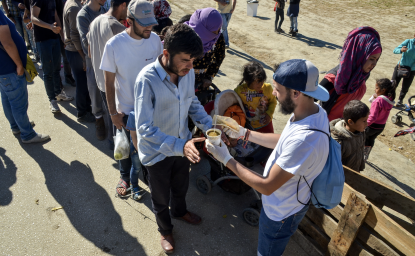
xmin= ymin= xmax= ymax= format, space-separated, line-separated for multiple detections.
xmin=365 ymin=126 xmax=384 ymax=147
xmin=275 ymin=8 xmax=284 ymax=31
xmin=146 ymin=156 xmax=190 ymax=236
xmin=392 ymin=64 xmax=415 ymax=101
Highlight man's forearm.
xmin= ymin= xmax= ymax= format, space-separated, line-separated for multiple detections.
xmin=31 ymin=16 xmax=52 ymax=30
xmin=226 ymin=159 xmax=270 ymax=195
xmin=2 ymin=0 xmax=10 ymax=15
xmin=248 ymin=130 xmax=280 ymax=149
xmin=104 ymin=72 xmax=117 ymax=114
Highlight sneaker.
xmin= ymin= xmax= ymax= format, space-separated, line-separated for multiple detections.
xmin=50 ymin=100 xmax=61 ymax=113
xmin=12 ymin=121 xmax=36 ymax=135
xmin=77 ymin=112 xmax=96 ymax=123
xmin=277 ymin=28 xmax=285 ymax=33
xmin=22 ymin=133 xmax=50 ymax=144
xmin=131 ymin=188 xmax=143 ymax=201
xmin=396 ymin=100 xmax=404 ymax=107
xmin=38 ymin=62 xmax=42 ymax=70
xmin=95 ymin=117 xmax=106 ymax=141
xmin=56 ymin=90 xmax=74 ymax=101
xmin=225 ymin=45 xmax=229 ymax=49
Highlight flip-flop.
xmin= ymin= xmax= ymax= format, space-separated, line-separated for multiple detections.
xmin=116 ymin=178 xmax=131 ymax=198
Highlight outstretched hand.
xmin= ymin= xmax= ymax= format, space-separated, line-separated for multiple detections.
xmin=184 ymin=137 xmax=205 ymax=163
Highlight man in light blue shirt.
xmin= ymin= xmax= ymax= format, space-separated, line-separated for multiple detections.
xmin=134 ymin=23 xmax=213 ymax=254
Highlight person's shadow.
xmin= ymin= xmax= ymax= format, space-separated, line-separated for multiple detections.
xmin=20 ymin=143 xmax=146 ymax=255
xmin=278 ymin=33 xmax=342 ymax=50
xmin=0 ymin=148 xmax=17 ymax=206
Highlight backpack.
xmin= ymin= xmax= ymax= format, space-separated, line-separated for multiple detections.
xmin=297 ymin=128 xmax=345 ymax=209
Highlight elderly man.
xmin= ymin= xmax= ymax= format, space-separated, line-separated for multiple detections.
xmin=207 ymin=59 xmax=330 ymax=256
xmin=134 ymin=23 xmax=218 ymax=253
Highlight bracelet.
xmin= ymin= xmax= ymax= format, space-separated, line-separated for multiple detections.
xmin=109 ymin=112 xmax=118 ymax=116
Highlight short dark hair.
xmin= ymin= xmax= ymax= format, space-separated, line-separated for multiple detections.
xmin=239 ymin=61 xmax=267 ymax=87
xmin=178 ymin=14 xmax=192 ymax=24
xmin=111 ymin=0 xmax=130 ymax=9
xmin=343 ymin=100 xmax=369 ymax=125
xmin=152 ymin=18 xmax=173 ymax=35
xmin=164 ymin=23 xmax=203 ymax=59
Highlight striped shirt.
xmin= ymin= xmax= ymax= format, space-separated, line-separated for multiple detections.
xmin=134 ymin=56 xmax=213 ymax=166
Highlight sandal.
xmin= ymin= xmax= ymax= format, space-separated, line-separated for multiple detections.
xmin=116 ymin=178 xmax=131 ymax=198
xmin=131 ymin=187 xmax=143 ymax=201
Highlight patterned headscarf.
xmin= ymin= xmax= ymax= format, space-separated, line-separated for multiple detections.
xmin=185 ymin=8 xmax=223 ymax=54
xmin=335 ymin=27 xmax=382 ymax=95
xmin=152 ymin=0 xmax=172 ymax=20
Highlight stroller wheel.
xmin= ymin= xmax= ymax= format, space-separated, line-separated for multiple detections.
xmin=391 ymin=115 xmax=400 ymax=124
xmin=196 ymin=175 xmax=212 ymax=194
xmin=242 ymin=208 xmax=260 ymax=226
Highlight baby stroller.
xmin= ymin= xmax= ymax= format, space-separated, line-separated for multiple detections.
xmin=391 ymin=96 xmax=415 ymax=125
xmin=195 ymin=89 xmax=268 ymax=226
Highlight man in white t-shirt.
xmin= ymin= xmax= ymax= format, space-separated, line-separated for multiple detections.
xmin=207 ymin=59 xmax=330 ymax=256
xmin=100 ymin=0 xmax=162 ymax=198
xmin=87 ymin=0 xmax=129 ymax=147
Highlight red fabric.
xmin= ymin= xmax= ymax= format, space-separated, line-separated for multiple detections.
xmin=328 ymin=82 xmax=367 ymax=121
xmin=255 ymin=121 xmax=274 ymax=133
xmin=204 ymin=100 xmax=214 ymax=115
xmin=371 ymin=47 xmax=382 ymax=55
xmin=324 ymin=73 xmax=336 ymax=84
xmin=123 ymin=20 xmax=130 ymax=28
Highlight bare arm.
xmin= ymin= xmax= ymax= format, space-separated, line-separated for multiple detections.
xmin=104 ymin=71 xmax=125 ymax=129
xmin=226 ymin=159 xmax=294 ymax=195
xmin=31 ymin=6 xmax=61 ymax=33
xmin=55 ymin=10 xmax=64 ymax=43
xmin=247 ymin=130 xmax=281 ymax=149
xmin=0 ymin=24 xmax=24 ymax=75
xmin=231 ymin=0 xmax=237 ymax=12
xmin=2 ymin=0 xmax=10 ymax=15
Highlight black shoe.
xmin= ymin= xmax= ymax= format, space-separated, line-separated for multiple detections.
xmin=289 ymin=28 xmax=293 ymax=34
xmin=77 ymin=112 xmax=96 ymax=123
xmin=277 ymin=28 xmax=285 ymax=33
xmin=396 ymin=100 xmax=404 ymax=107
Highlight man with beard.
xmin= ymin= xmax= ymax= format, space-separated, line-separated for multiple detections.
xmin=100 ymin=0 xmax=162 ymax=198
xmin=134 ymin=23 xmax=215 ymax=254
xmin=206 ymin=59 xmax=330 ymax=256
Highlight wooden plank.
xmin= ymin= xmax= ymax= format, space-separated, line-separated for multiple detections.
xmin=327 ymin=193 xmax=370 ymax=256
xmin=327 ymin=204 xmax=343 ymax=221
xmin=306 ymin=205 xmax=337 ymax=237
xmin=344 ymin=184 xmax=415 ymax=256
xmin=292 ymin=228 xmax=325 ymax=256
xmin=348 ymin=239 xmax=374 ymax=256
xmin=298 ymin=215 xmax=330 ymax=250
xmin=343 ymin=166 xmax=415 ymax=219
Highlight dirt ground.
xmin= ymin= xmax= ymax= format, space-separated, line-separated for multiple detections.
xmin=170 ymin=0 xmax=415 ymax=162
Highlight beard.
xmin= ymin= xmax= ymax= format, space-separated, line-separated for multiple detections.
xmin=166 ymin=55 xmax=190 ymax=77
xmin=132 ymin=22 xmax=151 ymax=39
xmin=278 ymin=95 xmax=296 ymax=115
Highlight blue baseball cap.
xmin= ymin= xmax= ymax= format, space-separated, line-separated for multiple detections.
xmin=128 ymin=0 xmax=158 ymax=27
xmin=273 ymin=59 xmax=329 ymax=102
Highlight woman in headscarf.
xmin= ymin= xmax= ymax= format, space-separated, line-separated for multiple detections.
xmin=151 ymin=0 xmax=173 ymax=35
xmin=321 ymin=26 xmax=382 ymax=121
xmin=185 ymin=8 xmax=225 ymax=90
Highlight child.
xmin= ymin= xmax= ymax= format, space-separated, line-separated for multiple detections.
xmin=330 ymin=100 xmax=369 ymax=172
xmin=234 ymin=61 xmax=277 ymax=133
xmin=364 ymin=79 xmax=397 ymax=160
xmin=126 ymin=111 xmax=144 ymax=201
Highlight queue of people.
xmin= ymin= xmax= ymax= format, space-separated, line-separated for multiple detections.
xmin=1 ymin=0 xmax=415 ymax=255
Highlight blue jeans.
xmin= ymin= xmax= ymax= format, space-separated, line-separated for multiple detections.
xmin=257 ymin=203 xmax=309 ymax=256
xmin=289 ymin=16 xmax=298 ymax=31
xmin=66 ymin=50 xmax=92 ymax=117
xmin=12 ymin=15 xmax=24 ymax=39
xmin=36 ymin=38 xmax=62 ymax=101
xmin=130 ymin=137 xmax=142 ymax=189
xmin=221 ymin=13 xmax=232 ymax=46
xmin=0 ymin=73 xmax=37 ymax=141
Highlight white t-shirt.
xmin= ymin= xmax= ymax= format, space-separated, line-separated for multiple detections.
xmin=87 ymin=14 xmax=126 ymax=92
xmin=262 ymin=103 xmax=329 ymax=221
xmin=100 ymin=31 xmax=163 ymax=113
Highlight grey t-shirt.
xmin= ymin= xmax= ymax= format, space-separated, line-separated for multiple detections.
xmin=77 ymin=5 xmax=106 ymax=56
xmin=87 ymin=14 xmax=125 ymax=92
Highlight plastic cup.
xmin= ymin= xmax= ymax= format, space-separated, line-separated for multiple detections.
xmin=206 ymin=128 xmax=222 ymax=146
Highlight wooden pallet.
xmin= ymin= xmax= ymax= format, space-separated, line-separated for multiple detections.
xmin=296 ymin=166 xmax=415 ymax=256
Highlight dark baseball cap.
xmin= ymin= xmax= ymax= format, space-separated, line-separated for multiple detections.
xmin=273 ymin=59 xmax=329 ymax=102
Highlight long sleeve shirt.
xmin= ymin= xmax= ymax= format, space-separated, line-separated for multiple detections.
xmin=393 ymin=38 xmax=415 ymax=70
xmin=63 ymin=0 xmax=83 ymax=52
xmin=134 ymin=56 xmax=213 ymax=166
xmin=367 ymin=95 xmax=394 ymax=128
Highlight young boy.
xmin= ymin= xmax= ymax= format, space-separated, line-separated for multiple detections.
xmin=330 ymin=100 xmax=369 ymax=172
xmin=125 ymin=111 xmax=144 ymax=201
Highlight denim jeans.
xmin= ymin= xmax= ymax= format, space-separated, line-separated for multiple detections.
xmin=60 ymin=40 xmax=72 ymax=83
xmin=36 ymin=38 xmax=62 ymax=101
xmin=220 ymin=13 xmax=232 ymax=46
xmin=0 ymin=73 xmax=37 ymax=141
xmin=12 ymin=15 xmax=24 ymax=39
xmin=275 ymin=9 xmax=284 ymax=31
xmin=257 ymin=203 xmax=309 ymax=256
xmin=65 ymin=50 xmax=92 ymax=117
xmin=289 ymin=16 xmax=298 ymax=31
xmin=130 ymin=137 xmax=142 ymax=189
xmin=21 ymin=16 xmax=38 ymax=60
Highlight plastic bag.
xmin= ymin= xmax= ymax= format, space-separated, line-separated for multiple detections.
xmin=113 ymin=128 xmax=130 ymax=161
xmin=212 ymin=115 xmax=240 ymax=133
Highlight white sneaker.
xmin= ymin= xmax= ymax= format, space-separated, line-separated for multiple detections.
xmin=56 ymin=90 xmax=74 ymax=101
xmin=22 ymin=133 xmax=50 ymax=144
xmin=50 ymin=100 xmax=61 ymax=113
xmin=38 ymin=62 xmax=42 ymax=70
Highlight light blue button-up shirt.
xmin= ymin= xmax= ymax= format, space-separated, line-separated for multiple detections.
xmin=134 ymin=56 xmax=213 ymax=166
